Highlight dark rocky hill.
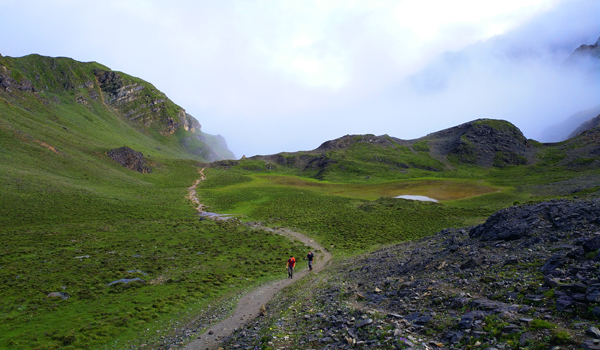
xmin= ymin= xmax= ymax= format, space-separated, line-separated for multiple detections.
xmin=218 ymin=199 xmax=600 ymax=350
xmin=233 ymin=119 xmax=537 ymax=180
xmin=416 ymin=119 xmax=535 ymax=167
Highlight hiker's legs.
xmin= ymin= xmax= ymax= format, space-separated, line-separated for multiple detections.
xmin=288 ymin=266 xmax=293 ymax=278
xmin=308 ymin=261 xmax=312 ymax=271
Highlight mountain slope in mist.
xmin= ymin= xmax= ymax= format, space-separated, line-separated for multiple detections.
xmin=0 ymin=53 xmax=234 ymax=163
xmin=538 ymin=36 xmax=600 ymax=141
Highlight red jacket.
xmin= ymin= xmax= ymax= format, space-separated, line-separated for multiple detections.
xmin=287 ymin=257 xmax=296 ymax=267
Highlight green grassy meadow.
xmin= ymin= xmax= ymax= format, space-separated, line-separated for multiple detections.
xmin=2 ymin=54 xmax=600 ymax=349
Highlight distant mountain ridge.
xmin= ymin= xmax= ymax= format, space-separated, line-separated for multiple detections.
xmin=0 ymin=53 xmax=234 ymax=162
xmin=542 ymin=36 xmax=600 ymax=142
xmin=213 ymin=117 xmax=600 ymax=181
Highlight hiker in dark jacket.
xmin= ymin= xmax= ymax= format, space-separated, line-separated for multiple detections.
xmin=305 ymin=251 xmax=314 ymax=271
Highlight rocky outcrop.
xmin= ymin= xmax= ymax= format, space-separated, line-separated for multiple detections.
xmin=107 ymin=146 xmax=152 ymax=173
xmin=470 ymin=199 xmax=600 ymax=241
xmin=420 ymin=119 xmax=535 ymax=167
xmin=315 ymin=134 xmax=400 ymax=152
xmin=0 ymin=54 xmax=234 ymax=163
xmin=217 ymin=199 xmax=600 ymax=350
xmin=0 ymin=67 xmax=38 ymax=93
xmin=94 ymin=69 xmax=188 ymax=135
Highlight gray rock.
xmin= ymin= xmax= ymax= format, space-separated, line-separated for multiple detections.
xmin=540 ymin=254 xmax=565 ymax=275
xmin=520 ymin=332 xmax=535 ymax=346
xmin=587 ymin=327 xmax=600 ymax=339
xmin=587 ymin=289 xmax=600 ymax=302
xmin=355 ymin=318 xmax=372 ymax=328
xmin=582 ymin=339 xmax=600 ymax=350
xmin=107 ymin=146 xmax=152 ymax=173
xmin=442 ymin=331 xmax=464 ymax=344
xmin=583 ymin=236 xmax=600 ymax=253
xmin=556 ymin=295 xmax=575 ymax=312
xmin=106 ymin=277 xmax=145 ymax=286
xmin=47 ymin=292 xmax=70 ymax=300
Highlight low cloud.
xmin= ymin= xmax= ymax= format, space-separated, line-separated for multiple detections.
xmin=1 ymin=0 xmax=599 ymax=156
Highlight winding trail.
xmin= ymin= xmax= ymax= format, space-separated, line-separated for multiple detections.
xmin=184 ymin=169 xmax=332 ymax=350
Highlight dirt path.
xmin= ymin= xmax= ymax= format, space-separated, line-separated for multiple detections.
xmin=183 ymin=169 xmax=332 ymax=350
xmin=187 ymin=168 xmax=206 ymax=215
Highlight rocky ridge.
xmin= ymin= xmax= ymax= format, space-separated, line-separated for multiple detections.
xmin=225 ymin=119 xmax=536 ymax=181
xmin=217 ymin=199 xmax=600 ymax=350
xmin=418 ymin=119 xmax=535 ymax=167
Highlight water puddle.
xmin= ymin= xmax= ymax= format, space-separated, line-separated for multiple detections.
xmin=200 ymin=212 xmax=235 ymax=219
xmin=394 ymin=195 xmax=438 ymax=202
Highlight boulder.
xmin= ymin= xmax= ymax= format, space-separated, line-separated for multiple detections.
xmin=107 ymin=146 xmax=152 ymax=173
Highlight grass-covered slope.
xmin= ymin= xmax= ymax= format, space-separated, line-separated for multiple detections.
xmin=0 ymin=55 xmax=297 ymax=349
xmin=198 ymin=120 xmax=600 ymax=256
xmin=0 ymin=53 xmax=234 ymax=163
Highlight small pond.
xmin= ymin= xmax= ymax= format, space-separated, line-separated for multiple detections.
xmin=394 ymin=195 xmax=438 ymax=202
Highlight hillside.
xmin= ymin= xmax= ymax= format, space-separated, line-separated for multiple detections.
xmin=2 ymin=52 xmax=600 ymax=350
xmin=0 ymin=53 xmax=234 ymax=163
xmin=0 ymin=55 xmax=295 ymax=350
xmin=217 ymin=199 xmax=600 ymax=350
xmin=212 ymin=118 xmax=600 ymax=184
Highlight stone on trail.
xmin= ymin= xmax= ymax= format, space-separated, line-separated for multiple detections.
xmin=106 ymin=277 xmax=145 ymax=286
xmin=47 ymin=292 xmax=70 ymax=300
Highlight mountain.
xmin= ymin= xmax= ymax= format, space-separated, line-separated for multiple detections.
xmin=568 ymin=113 xmax=600 ymax=139
xmin=567 ymin=36 xmax=600 ymax=65
xmin=217 ymin=119 xmax=536 ymax=180
xmin=542 ymin=36 xmax=600 ymax=142
xmin=540 ymin=105 xmax=600 ymax=142
xmin=414 ymin=119 xmax=535 ymax=168
xmin=0 ymin=53 xmax=234 ymax=163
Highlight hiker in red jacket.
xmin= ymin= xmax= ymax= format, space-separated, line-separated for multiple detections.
xmin=286 ymin=255 xmax=296 ymax=279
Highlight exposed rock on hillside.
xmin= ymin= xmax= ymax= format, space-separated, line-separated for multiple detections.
xmin=316 ymin=134 xmax=403 ymax=152
xmin=107 ymin=146 xmax=152 ymax=173
xmin=93 ymin=68 xmax=196 ymax=136
xmin=419 ymin=119 xmax=535 ymax=167
xmin=470 ymin=199 xmax=600 ymax=241
xmin=556 ymin=126 xmax=600 ymax=169
xmin=0 ymin=54 xmax=235 ymax=162
xmin=236 ymin=119 xmax=536 ymax=181
xmin=219 ymin=199 xmax=600 ymax=350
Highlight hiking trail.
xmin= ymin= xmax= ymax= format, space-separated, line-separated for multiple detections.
xmin=184 ymin=168 xmax=332 ymax=350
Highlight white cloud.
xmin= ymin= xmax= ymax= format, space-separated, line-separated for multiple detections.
xmin=0 ymin=0 xmax=598 ymax=157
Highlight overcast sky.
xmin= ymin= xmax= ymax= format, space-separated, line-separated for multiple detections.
xmin=1 ymin=0 xmax=599 ymax=157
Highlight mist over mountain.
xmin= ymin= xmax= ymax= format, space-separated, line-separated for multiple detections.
xmin=400 ymin=28 xmax=600 ymax=146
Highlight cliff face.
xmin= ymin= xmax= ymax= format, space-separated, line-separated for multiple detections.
xmin=0 ymin=54 xmax=234 ymax=162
